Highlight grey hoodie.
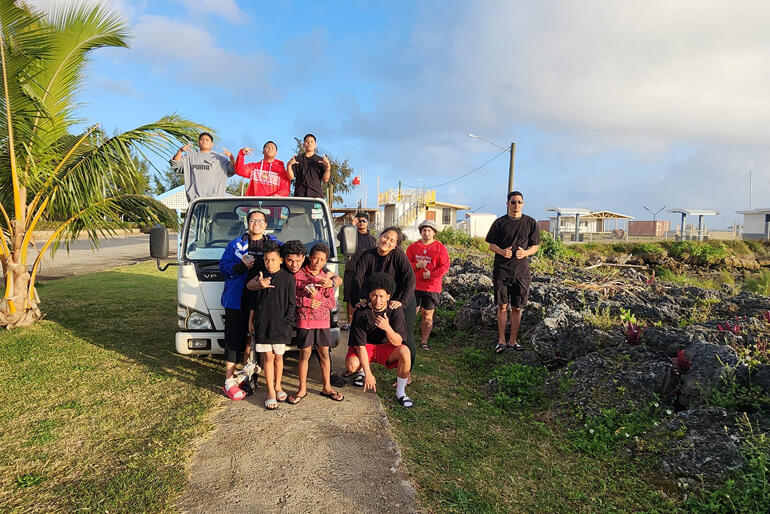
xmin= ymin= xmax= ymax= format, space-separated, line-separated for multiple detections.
xmin=170 ymin=150 xmax=234 ymax=202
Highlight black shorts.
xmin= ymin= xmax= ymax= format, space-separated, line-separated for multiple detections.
xmin=293 ymin=328 xmax=332 ymax=349
xmin=224 ymin=308 xmax=250 ymax=363
xmin=414 ymin=290 xmax=440 ymax=310
xmin=494 ymin=277 xmax=531 ymax=309
xmin=343 ymin=270 xmax=355 ymax=303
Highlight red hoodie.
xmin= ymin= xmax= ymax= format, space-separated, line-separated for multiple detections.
xmin=406 ymin=239 xmax=450 ymax=293
xmin=235 ymin=149 xmax=289 ymax=196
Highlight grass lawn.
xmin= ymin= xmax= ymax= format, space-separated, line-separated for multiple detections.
xmin=373 ymin=318 xmax=685 ymax=513
xmin=0 ymin=262 xmax=222 ymax=512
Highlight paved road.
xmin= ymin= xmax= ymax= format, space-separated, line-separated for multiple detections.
xmin=28 ymin=233 xmax=178 ymax=280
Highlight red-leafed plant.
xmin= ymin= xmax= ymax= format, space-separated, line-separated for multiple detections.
xmin=762 ymin=310 xmax=770 ymax=324
xmin=717 ymin=321 xmax=742 ymax=335
xmin=622 ymin=322 xmax=646 ymax=346
xmin=645 ymin=270 xmax=656 ymax=287
xmin=670 ymin=349 xmax=692 ymax=374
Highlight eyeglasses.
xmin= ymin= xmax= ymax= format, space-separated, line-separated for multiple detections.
xmin=249 ymin=219 xmax=266 ymax=225
xmin=356 ymin=219 xmax=368 ymax=223
xmin=509 ymin=200 xmax=524 ymax=205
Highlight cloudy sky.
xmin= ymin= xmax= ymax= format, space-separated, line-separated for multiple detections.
xmin=25 ymin=0 xmax=770 ymax=228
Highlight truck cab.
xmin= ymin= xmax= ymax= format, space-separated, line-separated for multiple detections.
xmin=151 ymin=196 xmax=342 ymax=355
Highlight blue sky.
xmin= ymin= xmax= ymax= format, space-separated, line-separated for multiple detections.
xmin=27 ymin=0 xmax=770 ymax=229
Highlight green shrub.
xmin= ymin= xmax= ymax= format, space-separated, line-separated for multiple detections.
xmin=631 ymin=243 xmax=664 ymax=256
xmin=570 ymin=401 xmax=663 ymax=456
xmin=744 ymin=269 xmax=770 ymax=296
xmin=490 ymin=363 xmax=547 ymax=410
xmin=537 ymin=231 xmax=579 ymax=261
xmin=584 ymin=306 xmax=615 ymax=330
xmin=436 ymin=227 xmax=489 ymax=253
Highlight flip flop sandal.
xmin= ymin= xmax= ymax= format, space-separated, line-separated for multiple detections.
xmin=320 ymin=391 xmax=344 ymax=401
xmin=397 ymin=395 xmax=414 ymax=408
xmin=330 ymin=373 xmax=347 ymax=388
xmin=420 ymin=343 xmax=430 ymax=350
xmin=341 ymin=370 xmax=358 ymax=378
xmin=264 ymin=398 xmax=278 ymax=410
xmin=287 ymin=393 xmax=307 ymax=405
xmin=353 ymin=373 xmax=365 ymax=387
xmin=223 ymin=384 xmax=246 ymax=401
xmin=276 ymin=391 xmax=288 ymax=402
xmin=494 ymin=343 xmax=507 ymax=354
xmin=507 ymin=344 xmax=524 ymax=351
xmin=340 ymin=323 xmax=351 ymax=330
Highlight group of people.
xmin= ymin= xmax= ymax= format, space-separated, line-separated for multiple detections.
xmin=171 ymin=132 xmax=542 ymax=410
xmin=218 ymin=206 xmax=452 ymax=410
xmin=170 ymin=132 xmax=331 ymax=201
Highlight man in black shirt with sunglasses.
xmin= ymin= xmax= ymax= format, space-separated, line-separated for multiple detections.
xmin=485 ymin=191 xmax=540 ymax=353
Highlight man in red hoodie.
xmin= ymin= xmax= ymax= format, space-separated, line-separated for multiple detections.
xmin=234 ymin=141 xmax=292 ymax=196
xmin=406 ymin=220 xmax=450 ymax=350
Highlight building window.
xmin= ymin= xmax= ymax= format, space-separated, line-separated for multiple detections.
xmin=442 ymin=208 xmax=451 ymax=225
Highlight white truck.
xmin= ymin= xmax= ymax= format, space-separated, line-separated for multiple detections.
xmin=149 ymin=196 xmax=355 ymax=355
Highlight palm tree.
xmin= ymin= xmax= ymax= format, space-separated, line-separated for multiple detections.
xmin=0 ymin=2 xmax=207 ymax=328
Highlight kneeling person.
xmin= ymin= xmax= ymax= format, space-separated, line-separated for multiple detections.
xmin=345 ymin=273 xmax=413 ymax=408
xmin=249 ymin=242 xmax=296 ymax=410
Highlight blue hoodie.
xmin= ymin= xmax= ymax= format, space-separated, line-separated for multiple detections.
xmin=219 ymin=233 xmax=281 ymax=310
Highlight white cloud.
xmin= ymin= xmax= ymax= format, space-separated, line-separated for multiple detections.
xmin=176 ymin=0 xmax=247 ymax=24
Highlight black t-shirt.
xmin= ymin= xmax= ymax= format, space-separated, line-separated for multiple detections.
xmin=250 ymin=268 xmax=295 ymax=344
xmin=291 ymin=153 xmax=326 ymax=198
xmin=485 ymin=214 xmax=540 ymax=280
xmin=351 ymin=248 xmax=416 ymax=306
xmin=348 ymin=305 xmax=406 ymax=346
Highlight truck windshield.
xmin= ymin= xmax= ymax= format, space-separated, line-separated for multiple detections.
xmin=183 ymin=198 xmax=335 ymax=261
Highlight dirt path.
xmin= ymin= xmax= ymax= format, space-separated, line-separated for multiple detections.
xmin=177 ymin=332 xmax=417 ymax=514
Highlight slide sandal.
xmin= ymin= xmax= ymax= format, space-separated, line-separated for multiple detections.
xmin=222 ymin=385 xmax=246 ymax=401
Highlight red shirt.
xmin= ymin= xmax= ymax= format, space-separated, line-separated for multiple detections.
xmin=293 ymin=266 xmax=336 ymax=329
xmin=235 ymin=149 xmax=289 ymax=196
xmin=405 ymin=239 xmax=450 ymax=293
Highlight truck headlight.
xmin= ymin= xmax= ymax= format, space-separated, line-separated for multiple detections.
xmin=187 ymin=311 xmax=213 ymax=330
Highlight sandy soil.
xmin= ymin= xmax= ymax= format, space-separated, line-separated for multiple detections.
xmin=176 ymin=332 xmax=418 ymax=514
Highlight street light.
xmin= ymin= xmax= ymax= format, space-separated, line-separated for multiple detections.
xmin=467 ymin=133 xmax=516 ymax=193
xmin=643 ymin=205 xmax=666 ymax=222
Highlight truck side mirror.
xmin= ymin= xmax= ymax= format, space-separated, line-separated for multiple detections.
xmin=149 ymin=226 xmax=169 ymax=258
xmin=339 ymin=224 xmax=357 ymax=256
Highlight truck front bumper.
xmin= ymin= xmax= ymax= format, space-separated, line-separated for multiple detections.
xmin=174 ymin=328 xmax=341 ymax=355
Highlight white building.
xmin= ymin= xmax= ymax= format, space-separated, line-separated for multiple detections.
xmin=737 ymin=208 xmax=770 ymax=239
xmin=458 ymin=213 xmax=497 ymax=238
xmin=155 ymin=185 xmax=188 ymax=214
xmin=378 ymin=188 xmax=469 ymax=241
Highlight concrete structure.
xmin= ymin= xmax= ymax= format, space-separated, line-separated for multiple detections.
xmin=628 ymin=220 xmax=670 ymax=237
xmin=737 ymin=208 xmax=770 ymax=239
xmin=332 ymin=207 xmax=381 ymax=233
xmin=378 ymin=188 xmax=469 ymax=241
xmin=667 ymin=208 xmax=719 ymax=241
xmin=458 ymin=213 xmax=497 ymax=238
xmin=156 ymin=185 xmax=188 ymax=213
xmin=546 ymin=208 xmax=633 ymax=241
xmin=537 ymin=220 xmax=551 ymax=232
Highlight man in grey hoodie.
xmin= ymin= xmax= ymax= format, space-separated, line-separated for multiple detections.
xmin=170 ymin=132 xmax=235 ymax=202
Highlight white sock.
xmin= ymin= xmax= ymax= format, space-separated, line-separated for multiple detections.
xmin=396 ymin=377 xmax=408 ymax=398
xmin=224 ymin=377 xmax=237 ymax=390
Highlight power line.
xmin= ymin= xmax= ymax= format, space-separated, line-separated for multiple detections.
xmin=402 ymin=149 xmax=508 ymax=188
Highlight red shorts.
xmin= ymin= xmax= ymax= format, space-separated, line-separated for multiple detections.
xmin=346 ymin=344 xmax=399 ymax=369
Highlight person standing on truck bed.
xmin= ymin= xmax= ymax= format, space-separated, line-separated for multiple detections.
xmin=219 ymin=209 xmax=281 ymax=401
xmin=287 ymin=133 xmax=331 ymax=198
xmin=170 ymin=132 xmax=235 ymax=202
xmin=234 ymin=141 xmax=292 ymax=197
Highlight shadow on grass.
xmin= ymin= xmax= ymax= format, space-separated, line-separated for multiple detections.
xmin=37 ymin=264 xmax=222 ymax=391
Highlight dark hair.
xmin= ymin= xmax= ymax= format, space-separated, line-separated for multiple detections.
xmin=247 ymin=209 xmax=267 ymax=223
xmin=281 ymin=240 xmax=305 ymax=258
xmin=263 ymin=140 xmax=277 ymax=151
xmin=380 ymin=226 xmax=403 ymax=246
xmin=262 ymin=240 xmax=281 ymax=257
xmin=366 ymin=272 xmax=395 ymax=296
xmin=507 ymin=191 xmax=524 ymax=201
xmin=355 ymin=212 xmax=368 ymax=221
xmin=309 ymin=243 xmax=330 ymax=258
xmin=198 ymin=132 xmax=214 ymax=142
xmin=303 ymin=133 xmax=316 ymax=142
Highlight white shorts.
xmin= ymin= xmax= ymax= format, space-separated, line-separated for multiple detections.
xmin=255 ymin=343 xmax=286 ymax=355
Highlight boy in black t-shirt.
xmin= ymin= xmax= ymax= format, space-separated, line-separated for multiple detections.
xmin=345 ymin=273 xmax=414 ymax=408
xmin=287 ymin=133 xmax=331 ymax=198
xmin=249 ymin=242 xmax=296 ymax=410
xmin=485 ymin=191 xmax=540 ymax=353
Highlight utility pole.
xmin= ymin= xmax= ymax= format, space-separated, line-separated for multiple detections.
xmin=508 ymin=142 xmax=516 ymax=193
xmin=749 ymin=169 xmax=752 ymax=209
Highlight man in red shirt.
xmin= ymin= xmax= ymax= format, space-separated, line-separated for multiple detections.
xmin=234 ymin=141 xmax=292 ymax=196
xmin=406 ymin=220 xmax=450 ymax=350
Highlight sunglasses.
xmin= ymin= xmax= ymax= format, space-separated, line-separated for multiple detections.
xmin=509 ymin=200 xmax=524 ymax=205
xmin=356 ymin=219 xmax=368 ymax=223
